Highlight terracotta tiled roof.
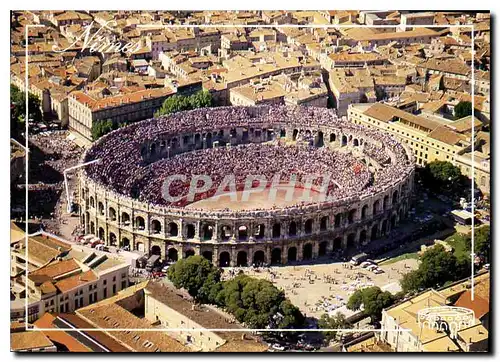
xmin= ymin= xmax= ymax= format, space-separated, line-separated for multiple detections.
xmin=30 ymin=259 xmax=80 ymax=279
xmin=55 ymin=269 xmax=98 ymax=293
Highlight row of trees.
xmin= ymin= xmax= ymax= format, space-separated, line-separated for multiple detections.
xmin=167 ymin=256 xmax=305 ymax=330
xmin=154 ymin=90 xmax=213 ymax=117
xmin=90 ymin=119 xmax=127 ymax=141
xmin=11 ymin=84 xmax=43 ymax=139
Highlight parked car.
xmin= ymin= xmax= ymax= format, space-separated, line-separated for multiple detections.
xmin=360 ymin=261 xmax=372 ymax=269
xmin=272 ymin=344 xmax=285 ymax=351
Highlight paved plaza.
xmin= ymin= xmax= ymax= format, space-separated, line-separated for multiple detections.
xmin=223 ymin=258 xmax=419 ymax=319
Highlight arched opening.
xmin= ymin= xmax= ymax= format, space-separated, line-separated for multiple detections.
xmin=202 ymin=224 xmax=214 ymax=240
xmin=185 ymin=249 xmax=195 ymax=258
xmin=371 ymin=224 xmax=378 ymax=241
xmin=353 ymin=139 xmax=359 ymax=147
xmin=346 ymin=233 xmax=356 ymax=249
xmin=348 ymin=209 xmax=357 ymax=224
xmin=373 ymin=200 xmax=380 ymax=215
xmin=318 ymin=241 xmax=328 ymax=257
xmin=151 ymin=245 xmax=161 ymax=256
xmin=254 ymin=224 xmax=265 ymax=239
xmin=167 ymin=248 xmax=178 ymax=262
xmin=109 ymin=232 xmax=117 ymax=246
xmin=280 ymin=129 xmax=286 ymax=138
xmin=361 ymin=205 xmax=368 ymax=220
xmin=359 ymin=230 xmax=367 ymax=245
xmin=292 ymin=129 xmax=298 ymax=141
xmin=383 ymin=195 xmax=389 ymax=210
xmin=342 ymin=135 xmax=348 ymax=146
xmin=253 ymin=250 xmax=266 ymax=266
xmin=90 ymin=222 xmax=95 ymax=235
xmin=334 ymin=214 xmax=341 ymax=227
xmin=98 ymin=227 xmax=105 ymax=240
xmin=392 ymin=190 xmax=399 ymax=205
xmin=168 ymin=222 xmax=178 ymax=237
xmin=272 ymin=223 xmax=281 ymax=238
xmin=135 ymin=216 xmax=145 ymax=230
xmin=121 ymin=237 xmax=130 ymax=250
xmin=221 ymin=225 xmax=231 ymax=241
xmin=381 ymin=220 xmax=388 ymax=236
xmin=98 ymin=202 xmax=104 ymax=215
xmin=315 ymin=131 xmax=324 ymax=147
xmin=303 ymin=243 xmax=313 ymax=260
xmin=271 ymin=248 xmax=281 ymax=264
xmin=333 ymin=237 xmax=342 ymax=249
xmin=320 ymin=216 xmax=328 ymax=231
xmin=202 ymin=251 xmax=213 ymax=262
xmin=289 ymin=221 xmax=297 ymax=237
xmin=186 ymin=224 xmax=196 ymax=239
xmin=236 ymin=251 xmax=248 ymax=267
xmin=150 ymin=143 xmax=157 ymax=156
xmin=151 ymin=220 xmax=162 ymax=234
xmin=89 ymin=196 xmax=95 ymax=208
xmin=136 ymin=242 xmax=144 ymax=252
xmin=205 ymin=133 xmax=213 ymax=148
xmin=219 ymin=252 xmax=230 ymax=267
xmin=109 ymin=207 xmax=117 ymax=221
xmin=391 ymin=214 xmax=397 ymax=228
xmin=238 ymin=225 xmax=248 ymax=241
xmin=287 ymin=247 xmax=297 ymax=262
xmin=329 ymin=133 xmax=336 ymax=143
xmin=304 ymin=219 xmax=313 ymax=234
xmin=121 ymin=212 xmax=130 ymax=226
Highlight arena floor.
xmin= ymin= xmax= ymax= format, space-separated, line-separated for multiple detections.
xmin=185 ymin=186 xmax=323 ymax=211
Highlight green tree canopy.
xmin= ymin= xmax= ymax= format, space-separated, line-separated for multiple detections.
xmin=91 ymin=119 xmax=126 ymax=141
xmin=400 ymin=244 xmax=471 ymax=294
xmin=216 ymin=274 xmax=305 ymax=329
xmin=318 ymin=312 xmax=351 ymax=343
xmin=11 ymin=84 xmax=43 ymax=138
xmin=347 ymin=286 xmax=394 ymax=322
xmin=454 ymin=101 xmax=473 ymax=119
xmin=420 ymin=160 xmax=470 ymax=197
xmin=167 ymin=255 xmax=221 ymax=302
xmin=154 ymin=90 xmax=213 ymax=117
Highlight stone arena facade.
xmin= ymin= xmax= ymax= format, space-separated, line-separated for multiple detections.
xmin=79 ymin=106 xmax=415 ymax=267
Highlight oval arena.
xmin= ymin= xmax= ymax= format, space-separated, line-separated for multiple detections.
xmin=79 ymin=106 xmax=415 ymax=267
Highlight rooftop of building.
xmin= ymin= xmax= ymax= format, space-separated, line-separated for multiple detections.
xmin=11 ymin=330 xmax=55 ymax=351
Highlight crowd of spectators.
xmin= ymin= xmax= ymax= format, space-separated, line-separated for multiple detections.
xmin=83 ymin=106 xmax=414 ymax=217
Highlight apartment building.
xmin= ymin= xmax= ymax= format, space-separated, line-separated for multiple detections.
xmin=379 ymin=273 xmax=489 ymax=352
xmin=68 ymin=87 xmax=175 ymax=140
xmin=10 ymin=227 xmax=130 ymax=323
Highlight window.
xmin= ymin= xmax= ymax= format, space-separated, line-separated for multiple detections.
xmin=113 ymin=285 xmax=117 ymax=294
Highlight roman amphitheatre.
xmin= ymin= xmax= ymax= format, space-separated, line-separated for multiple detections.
xmin=79 ymin=105 xmax=415 ymax=267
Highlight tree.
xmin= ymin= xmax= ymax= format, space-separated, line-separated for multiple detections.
xmin=91 ymin=119 xmax=125 ymax=141
xmin=217 ymin=274 xmax=305 ymax=329
xmin=347 ymin=286 xmax=394 ymax=322
xmin=167 ymin=255 xmax=221 ymax=302
xmin=474 ymin=225 xmax=491 ymax=263
xmin=454 ymin=101 xmax=472 ymax=119
xmin=420 ymin=160 xmax=470 ymax=197
xmin=318 ymin=312 xmax=351 ymax=343
xmin=154 ymin=90 xmax=213 ymax=117
xmin=400 ymin=244 xmax=471 ymax=294
xmin=11 ymin=84 xmax=43 ymax=138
